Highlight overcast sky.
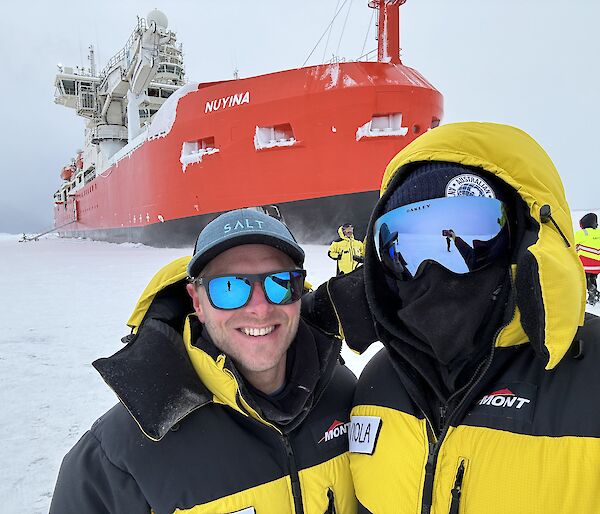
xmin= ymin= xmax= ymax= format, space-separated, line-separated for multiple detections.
xmin=1 ymin=0 xmax=598 ymax=233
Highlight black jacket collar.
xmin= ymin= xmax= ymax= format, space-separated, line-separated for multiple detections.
xmin=93 ymin=318 xmax=212 ymax=441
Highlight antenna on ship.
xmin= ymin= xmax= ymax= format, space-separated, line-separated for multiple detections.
xmin=88 ymin=45 xmax=96 ymax=76
xmin=368 ymin=0 xmax=405 ymax=64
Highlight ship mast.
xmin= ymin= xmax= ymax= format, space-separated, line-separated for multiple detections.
xmin=369 ymin=0 xmax=406 ymax=64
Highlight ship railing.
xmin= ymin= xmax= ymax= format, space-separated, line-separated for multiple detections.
xmin=323 ymin=48 xmax=377 ymax=65
xmin=76 ymin=81 xmax=97 ymax=115
xmin=355 ymin=48 xmax=378 ymax=62
xmin=158 ymin=54 xmax=184 ymax=65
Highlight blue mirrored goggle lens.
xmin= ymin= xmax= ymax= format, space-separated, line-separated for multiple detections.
xmin=205 ymin=270 xmax=305 ymax=310
xmin=374 ymin=196 xmax=509 ymax=277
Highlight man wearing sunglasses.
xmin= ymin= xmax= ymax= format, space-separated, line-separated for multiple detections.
xmin=50 ymin=209 xmax=357 ymax=513
xmin=304 ymin=122 xmax=600 ymax=512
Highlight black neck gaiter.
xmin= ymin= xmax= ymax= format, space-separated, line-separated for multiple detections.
xmin=393 ymin=261 xmax=508 ymax=369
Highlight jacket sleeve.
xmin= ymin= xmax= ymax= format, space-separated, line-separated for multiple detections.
xmin=50 ymin=431 xmax=150 ymax=514
xmin=328 ymin=241 xmax=341 ymax=260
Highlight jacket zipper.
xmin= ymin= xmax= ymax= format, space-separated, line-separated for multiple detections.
xmin=282 ymin=434 xmax=304 ymax=514
xmin=448 ymin=460 xmax=466 ymax=514
xmin=421 ymin=336 xmax=504 ymax=514
xmin=439 ymin=405 xmax=448 ymax=429
xmin=419 ymin=282 xmax=512 ymax=514
xmin=232 ymin=387 xmax=306 ymax=514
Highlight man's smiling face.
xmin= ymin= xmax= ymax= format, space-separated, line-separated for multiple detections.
xmin=187 ymin=244 xmax=301 ymax=392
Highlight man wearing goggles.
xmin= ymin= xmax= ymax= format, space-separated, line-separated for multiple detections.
xmin=51 ymin=209 xmax=357 ymax=513
xmin=303 ymin=122 xmax=599 ymax=513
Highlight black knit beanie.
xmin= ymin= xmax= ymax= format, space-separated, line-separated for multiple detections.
xmin=382 ymin=161 xmax=510 ymax=213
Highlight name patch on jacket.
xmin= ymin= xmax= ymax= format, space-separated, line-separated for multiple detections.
xmin=468 ymin=382 xmax=537 ymax=424
xmin=349 ymin=415 xmax=382 ymax=455
xmin=230 ymin=508 xmax=255 ymax=514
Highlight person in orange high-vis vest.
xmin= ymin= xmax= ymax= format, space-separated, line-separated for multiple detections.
xmin=575 ymin=212 xmax=600 ymax=305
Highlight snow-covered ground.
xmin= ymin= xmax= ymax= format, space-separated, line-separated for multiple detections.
xmin=1 ymin=212 xmax=598 ymax=513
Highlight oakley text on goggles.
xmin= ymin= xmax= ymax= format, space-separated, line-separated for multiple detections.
xmin=195 ymin=269 xmax=306 ymax=310
xmin=374 ymin=196 xmax=510 ymax=279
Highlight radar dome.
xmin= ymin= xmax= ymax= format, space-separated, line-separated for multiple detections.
xmin=147 ymin=9 xmax=168 ymax=29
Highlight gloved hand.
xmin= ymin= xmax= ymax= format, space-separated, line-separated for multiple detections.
xmin=301 ymin=267 xmax=378 ymax=353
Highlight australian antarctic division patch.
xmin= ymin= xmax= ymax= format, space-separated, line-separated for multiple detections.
xmin=445 ymin=174 xmax=495 ymax=198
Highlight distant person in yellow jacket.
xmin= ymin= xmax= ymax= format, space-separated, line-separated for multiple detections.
xmin=328 ymin=223 xmax=364 ymax=275
xmin=575 ymin=212 xmax=600 ymax=305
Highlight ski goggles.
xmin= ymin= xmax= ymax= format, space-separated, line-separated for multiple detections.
xmin=374 ymin=196 xmax=509 ymax=279
xmin=195 ymin=269 xmax=306 ymax=310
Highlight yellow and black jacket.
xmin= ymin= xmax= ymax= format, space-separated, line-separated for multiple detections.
xmin=351 ymin=122 xmax=600 ymax=513
xmin=575 ymin=226 xmax=600 ymax=273
xmin=305 ymin=123 xmax=600 ymax=513
xmin=50 ymin=258 xmax=357 ymax=514
xmin=328 ymin=228 xmax=364 ymax=275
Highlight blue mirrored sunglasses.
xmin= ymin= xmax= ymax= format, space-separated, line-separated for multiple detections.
xmin=195 ymin=269 xmax=306 ymax=310
xmin=374 ymin=196 xmax=510 ymax=280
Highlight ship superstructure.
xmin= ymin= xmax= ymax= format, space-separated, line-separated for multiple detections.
xmin=54 ymin=10 xmax=184 ymax=208
xmin=53 ymin=1 xmax=443 ymax=245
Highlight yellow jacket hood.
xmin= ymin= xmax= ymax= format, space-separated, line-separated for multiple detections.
xmin=124 ymin=256 xmax=263 ymax=425
xmin=337 ymin=226 xmax=355 ymax=241
xmin=126 ymin=256 xmax=191 ymax=332
xmin=369 ymin=122 xmax=586 ymax=369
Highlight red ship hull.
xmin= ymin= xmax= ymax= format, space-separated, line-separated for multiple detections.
xmin=55 ymin=61 xmax=443 ymax=245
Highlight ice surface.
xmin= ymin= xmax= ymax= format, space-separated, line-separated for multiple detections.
xmin=1 ymin=210 xmax=598 ymax=512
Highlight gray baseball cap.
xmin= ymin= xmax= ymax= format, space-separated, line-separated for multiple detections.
xmin=187 ymin=209 xmax=305 ymax=278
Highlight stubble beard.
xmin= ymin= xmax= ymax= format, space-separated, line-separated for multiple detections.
xmin=204 ymin=314 xmax=300 ymax=374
